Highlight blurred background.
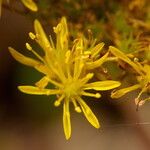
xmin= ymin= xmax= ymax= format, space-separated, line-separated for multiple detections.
xmin=0 ymin=0 xmax=150 ymax=150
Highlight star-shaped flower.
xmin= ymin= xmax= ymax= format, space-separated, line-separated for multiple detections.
xmin=9 ymin=17 xmax=121 ymax=139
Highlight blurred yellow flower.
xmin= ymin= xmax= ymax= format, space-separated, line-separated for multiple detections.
xmin=110 ymin=46 xmax=150 ymax=108
xmin=0 ymin=0 xmax=37 ymax=16
xmin=9 ymin=17 xmax=121 ymax=139
xmin=21 ymin=0 xmax=38 ymax=11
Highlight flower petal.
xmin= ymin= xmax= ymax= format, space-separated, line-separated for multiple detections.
xmin=84 ymin=80 xmax=121 ymax=91
xmin=18 ymin=86 xmax=61 ymax=95
xmin=34 ymin=64 xmax=51 ymax=75
xmin=63 ymin=100 xmax=71 ymax=140
xmin=21 ymin=0 xmax=38 ymax=11
xmin=9 ymin=47 xmax=41 ymax=67
xmin=77 ymin=97 xmax=100 ymax=128
xmin=111 ymin=84 xmax=140 ymax=98
xmin=109 ymin=46 xmax=143 ymax=75
xmin=35 ymin=76 xmax=49 ymax=88
xmin=86 ymin=52 xmax=109 ymax=70
xmin=34 ymin=19 xmax=51 ymax=51
xmin=53 ymin=17 xmax=68 ymax=52
xmin=90 ymin=42 xmax=105 ymax=58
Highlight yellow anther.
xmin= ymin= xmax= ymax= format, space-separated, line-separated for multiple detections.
xmin=29 ymin=32 xmax=36 ymax=40
xmin=54 ymin=100 xmax=61 ymax=107
xmin=26 ymin=43 xmax=32 ymax=51
xmin=75 ymin=107 xmax=82 ymax=113
xmin=95 ymin=93 xmax=101 ymax=98
xmin=134 ymin=57 xmax=139 ymax=62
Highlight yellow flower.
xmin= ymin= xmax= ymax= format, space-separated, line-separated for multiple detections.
xmin=0 ymin=0 xmax=37 ymax=16
xmin=9 ymin=17 xmax=121 ymax=139
xmin=109 ymin=46 xmax=150 ymax=108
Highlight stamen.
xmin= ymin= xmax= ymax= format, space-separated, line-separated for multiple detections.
xmin=135 ymin=85 xmax=147 ymax=110
xmin=54 ymin=94 xmax=65 ymax=107
xmin=29 ymin=32 xmax=36 ymax=40
xmin=25 ymin=43 xmax=44 ymax=62
xmin=46 ymin=77 xmax=62 ymax=88
xmin=143 ymin=97 xmax=150 ymax=101
xmin=136 ymin=86 xmax=147 ymax=100
xmin=79 ymin=73 xmax=94 ymax=85
xmin=49 ymin=35 xmax=55 ymax=49
xmin=81 ymin=91 xmax=101 ymax=98
xmin=72 ymin=99 xmax=81 ymax=113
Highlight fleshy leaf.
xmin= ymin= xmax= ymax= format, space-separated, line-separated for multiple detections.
xmin=63 ymin=100 xmax=71 ymax=140
xmin=9 ymin=47 xmax=41 ymax=67
xmin=78 ymin=97 xmax=100 ymax=128
xmin=21 ymin=0 xmax=38 ymax=11
xmin=111 ymin=84 xmax=140 ymax=98
xmin=84 ymin=80 xmax=121 ymax=91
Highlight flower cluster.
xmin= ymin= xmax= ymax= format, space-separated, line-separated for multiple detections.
xmin=9 ymin=17 xmax=121 ymax=139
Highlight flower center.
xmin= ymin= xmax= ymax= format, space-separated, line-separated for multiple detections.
xmin=63 ymin=79 xmax=80 ymax=98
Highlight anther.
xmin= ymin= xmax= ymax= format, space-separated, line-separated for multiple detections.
xmin=75 ymin=106 xmax=82 ymax=113
xmin=26 ymin=43 xmax=32 ymax=51
xmin=134 ymin=57 xmax=139 ymax=62
xmin=29 ymin=32 xmax=36 ymax=40
xmin=54 ymin=100 xmax=61 ymax=107
xmin=95 ymin=93 xmax=101 ymax=98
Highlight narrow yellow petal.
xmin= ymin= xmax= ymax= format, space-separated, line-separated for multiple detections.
xmin=109 ymin=46 xmax=143 ymax=75
xmin=34 ymin=64 xmax=51 ymax=75
xmin=84 ymin=80 xmax=121 ymax=91
xmin=111 ymin=84 xmax=140 ymax=98
xmin=77 ymin=97 xmax=100 ymax=128
xmin=54 ymin=17 xmax=68 ymax=52
xmin=18 ymin=86 xmax=61 ymax=95
xmin=90 ymin=42 xmax=105 ymax=58
xmin=63 ymin=100 xmax=71 ymax=140
xmin=86 ymin=52 xmax=109 ymax=70
xmin=9 ymin=47 xmax=41 ymax=67
xmin=34 ymin=19 xmax=51 ymax=51
xmin=21 ymin=0 xmax=38 ymax=11
xmin=35 ymin=76 xmax=49 ymax=88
